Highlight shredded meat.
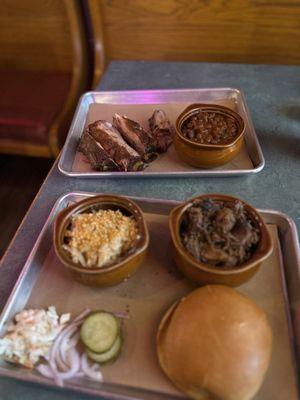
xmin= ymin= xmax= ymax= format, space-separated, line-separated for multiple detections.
xmin=180 ymin=199 xmax=260 ymax=268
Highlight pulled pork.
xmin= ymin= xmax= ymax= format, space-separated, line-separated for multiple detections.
xmin=180 ymin=199 xmax=260 ymax=268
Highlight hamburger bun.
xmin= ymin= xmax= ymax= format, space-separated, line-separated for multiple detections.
xmin=157 ymin=285 xmax=272 ymax=400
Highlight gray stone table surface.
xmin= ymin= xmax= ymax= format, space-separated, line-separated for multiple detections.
xmin=0 ymin=61 xmax=299 ymax=399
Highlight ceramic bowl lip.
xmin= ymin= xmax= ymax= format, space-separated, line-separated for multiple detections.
xmin=169 ymin=193 xmax=273 ymax=276
xmin=54 ymin=194 xmax=149 ymax=275
xmin=175 ymin=103 xmax=245 ymax=149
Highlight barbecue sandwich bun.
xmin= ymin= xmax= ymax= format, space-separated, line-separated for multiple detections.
xmin=157 ymin=285 xmax=272 ymax=400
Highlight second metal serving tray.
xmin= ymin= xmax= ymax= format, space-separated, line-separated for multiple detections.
xmin=58 ymin=88 xmax=265 ymax=178
xmin=0 ymin=192 xmax=299 ymax=400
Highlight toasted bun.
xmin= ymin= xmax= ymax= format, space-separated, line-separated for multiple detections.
xmin=157 ymin=285 xmax=272 ymax=400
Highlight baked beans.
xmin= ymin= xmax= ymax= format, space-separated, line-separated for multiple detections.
xmin=181 ymin=110 xmax=239 ymax=145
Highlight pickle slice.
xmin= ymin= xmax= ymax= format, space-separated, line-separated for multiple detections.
xmin=80 ymin=311 xmax=119 ymax=353
xmin=87 ymin=335 xmax=122 ymax=364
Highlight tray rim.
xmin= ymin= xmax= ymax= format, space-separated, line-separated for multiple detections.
xmin=58 ymin=88 xmax=265 ymax=178
xmin=0 ymin=191 xmax=298 ymax=400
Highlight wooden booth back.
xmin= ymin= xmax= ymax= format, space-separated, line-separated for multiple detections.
xmin=0 ymin=0 xmax=88 ymax=157
xmin=0 ymin=0 xmax=73 ymax=73
xmin=88 ymin=0 xmax=300 ymax=86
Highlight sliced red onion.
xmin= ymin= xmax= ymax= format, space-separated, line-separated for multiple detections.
xmin=37 ymin=364 xmax=63 ymax=386
xmin=68 ymin=331 xmax=80 ymax=348
xmin=113 ymin=311 xmax=130 ymax=319
xmin=36 ymin=308 xmax=103 ymax=387
xmin=50 ymin=317 xmax=83 ymax=360
xmin=47 ymin=321 xmax=81 ymax=385
xmin=49 ymin=326 xmax=73 ymax=372
xmin=49 ymin=310 xmax=84 ymax=367
xmin=58 ymin=325 xmax=78 ymax=365
xmin=59 ymin=337 xmax=72 ymax=366
xmin=37 ymin=364 xmax=64 ymax=387
xmin=48 ymin=363 xmax=64 ymax=387
xmin=36 ymin=364 xmax=54 ymax=379
xmin=91 ymin=363 xmax=100 ymax=371
xmin=81 ymin=353 xmax=103 ymax=382
xmin=55 ymin=355 xmax=69 ymax=373
xmin=56 ymin=348 xmax=80 ymax=380
xmin=73 ymin=308 xmax=91 ymax=323
xmin=47 ymin=348 xmax=80 ymax=387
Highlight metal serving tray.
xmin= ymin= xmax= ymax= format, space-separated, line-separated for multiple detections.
xmin=58 ymin=89 xmax=264 ymax=178
xmin=0 ymin=192 xmax=299 ymax=400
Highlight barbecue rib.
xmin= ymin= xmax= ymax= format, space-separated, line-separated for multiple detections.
xmin=113 ymin=114 xmax=157 ymax=162
xmin=78 ymin=128 xmax=119 ymax=171
xmin=88 ymin=120 xmax=144 ymax=171
xmin=148 ymin=109 xmax=174 ymax=153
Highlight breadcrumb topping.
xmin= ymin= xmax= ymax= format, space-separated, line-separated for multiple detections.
xmin=63 ymin=209 xmax=138 ymax=268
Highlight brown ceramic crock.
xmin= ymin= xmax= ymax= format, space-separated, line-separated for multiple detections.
xmin=169 ymin=193 xmax=273 ymax=286
xmin=54 ymin=194 xmax=149 ymax=287
xmin=174 ymin=104 xmax=245 ymax=168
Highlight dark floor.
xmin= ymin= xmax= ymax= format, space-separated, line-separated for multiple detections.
xmin=0 ymin=154 xmax=53 ymax=258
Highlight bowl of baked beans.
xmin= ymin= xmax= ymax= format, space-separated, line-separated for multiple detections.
xmin=174 ymin=104 xmax=245 ymax=168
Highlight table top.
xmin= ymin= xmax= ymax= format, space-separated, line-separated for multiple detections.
xmin=1 ymin=61 xmax=299 ymax=399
